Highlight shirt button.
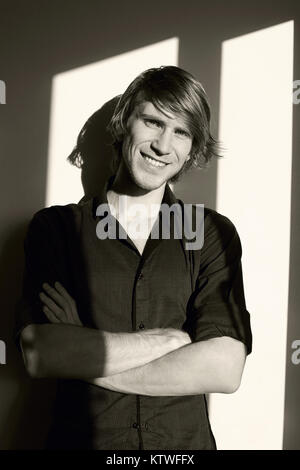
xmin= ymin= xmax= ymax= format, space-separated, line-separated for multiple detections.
xmin=132 ymin=422 xmax=139 ymax=429
xmin=139 ymin=322 xmax=145 ymax=330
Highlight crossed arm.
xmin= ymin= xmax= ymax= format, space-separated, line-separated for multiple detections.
xmin=20 ymin=282 xmax=247 ymax=396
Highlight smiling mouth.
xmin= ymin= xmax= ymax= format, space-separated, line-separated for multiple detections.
xmin=140 ymin=152 xmax=169 ymax=168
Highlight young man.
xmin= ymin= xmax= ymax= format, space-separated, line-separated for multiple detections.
xmin=15 ymin=66 xmax=252 ymax=450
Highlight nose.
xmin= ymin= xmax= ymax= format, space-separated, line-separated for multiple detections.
xmin=151 ymin=129 xmax=172 ymax=156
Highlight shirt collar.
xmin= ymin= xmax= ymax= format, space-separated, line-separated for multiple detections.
xmin=92 ymin=175 xmax=178 ymax=219
xmin=90 ymin=175 xmax=195 ymax=260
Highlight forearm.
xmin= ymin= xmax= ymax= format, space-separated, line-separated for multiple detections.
xmin=101 ymin=327 xmax=190 ymax=377
xmin=89 ymin=337 xmax=246 ymax=396
xmin=21 ymin=323 xmax=190 ymax=379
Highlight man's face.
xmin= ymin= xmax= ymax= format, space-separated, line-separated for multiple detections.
xmin=121 ymin=101 xmax=193 ymax=191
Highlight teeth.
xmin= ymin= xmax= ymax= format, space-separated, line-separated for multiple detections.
xmin=143 ymin=155 xmax=166 ymax=168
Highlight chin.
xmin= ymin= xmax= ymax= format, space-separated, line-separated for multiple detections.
xmin=132 ymin=173 xmax=165 ymax=191
xmin=127 ymin=164 xmax=166 ymax=192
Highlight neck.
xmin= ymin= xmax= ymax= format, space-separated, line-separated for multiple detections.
xmin=108 ymin=161 xmax=166 ymax=211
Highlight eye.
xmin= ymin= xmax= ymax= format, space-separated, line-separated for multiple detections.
xmin=175 ymin=128 xmax=191 ymax=138
xmin=144 ymin=118 xmax=162 ymax=128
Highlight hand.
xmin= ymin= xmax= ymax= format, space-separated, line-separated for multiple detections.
xmin=39 ymin=282 xmax=83 ymax=326
xmin=163 ymin=328 xmax=192 ymax=347
xmin=142 ymin=327 xmax=191 ymax=348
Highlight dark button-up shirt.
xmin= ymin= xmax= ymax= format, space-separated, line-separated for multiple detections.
xmin=14 ymin=177 xmax=252 ymax=450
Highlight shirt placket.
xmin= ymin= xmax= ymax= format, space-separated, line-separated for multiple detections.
xmin=131 ymin=262 xmax=150 ymax=448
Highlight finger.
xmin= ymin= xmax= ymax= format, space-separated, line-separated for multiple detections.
xmin=42 ymin=283 xmax=74 ymax=324
xmin=55 ymin=282 xmax=82 ymax=326
xmin=39 ymin=292 xmax=67 ymax=322
xmin=42 ymin=283 xmax=70 ymax=312
xmin=42 ymin=305 xmax=61 ymax=324
xmin=54 ymin=282 xmax=77 ymax=322
xmin=54 ymin=282 xmax=74 ymax=306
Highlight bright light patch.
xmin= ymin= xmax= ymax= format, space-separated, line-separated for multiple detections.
xmin=46 ymin=38 xmax=179 ymax=206
xmin=208 ymin=21 xmax=294 ymax=450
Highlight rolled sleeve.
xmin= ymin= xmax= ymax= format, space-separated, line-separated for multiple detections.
xmin=187 ymin=211 xmax=252 ymax=355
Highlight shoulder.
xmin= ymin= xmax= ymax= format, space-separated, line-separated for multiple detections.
xmin=202 ymin=207 xmax=238 ymax=240
xmin=199 ymin=207 xmax=242 ymax=262
xmin=27 ymin=197 xmax=95 ymax=236
xmin=175 ymin=198 xmax=241 ymax=259
xmin=176 ymin=197 xmax=239 ymax=240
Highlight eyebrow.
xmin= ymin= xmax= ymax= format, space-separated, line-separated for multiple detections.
xmin=139 ymin=113 xmax=191 ymax=134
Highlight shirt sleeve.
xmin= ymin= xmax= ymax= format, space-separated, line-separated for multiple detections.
xmin=13 ymin=208 xmax=67 ymax=352
xmin=186 ymin=210 xmax=252 ymax=355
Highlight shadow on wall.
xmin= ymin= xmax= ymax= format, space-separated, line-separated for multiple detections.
xmin=69 ymin=96 xmax=120 ymax=201
xmin=1 ymin=97 xmax=119 ymax=450
xmin=0 ymin=224 xmax=58 ymax=449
